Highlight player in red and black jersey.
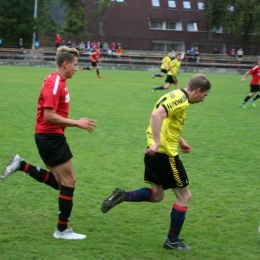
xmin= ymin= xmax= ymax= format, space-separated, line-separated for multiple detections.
xmin=1 ymin=46 xmax=97 ymax=240
xmin=239 ymin=58 xmax=260 ymax=108
xmin=80 ymin=48 xmax=102 ymax=78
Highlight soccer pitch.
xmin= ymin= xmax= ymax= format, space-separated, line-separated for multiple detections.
xmin=0 ymin=65 xmax=260 ymax=260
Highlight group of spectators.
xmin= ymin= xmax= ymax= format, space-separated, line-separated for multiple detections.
xmin=55 ymin=34 xmax=123 ymax=58
xmin=184 ymin=47 xmax=200 ymax=63
xmin=229 ymin=48 xmax=244 ymax=60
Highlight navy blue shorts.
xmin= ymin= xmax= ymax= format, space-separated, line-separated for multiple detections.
xmin=144 ymin=152 xmax=189 ymax=190
xmin=35 ymin=134 xmax=73 ymax=167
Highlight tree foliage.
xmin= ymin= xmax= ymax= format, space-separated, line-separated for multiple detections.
xmin=89 ymin=0 xmax=125 ymax=37
xmin=0 ymin=0 xmax=34 ymax=48
xmin=61 ymin=0 xmax=90 ymax=44
xmin=204 ymin=0 xmax=260 ymax=42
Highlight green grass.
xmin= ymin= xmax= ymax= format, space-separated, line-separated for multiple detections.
xmin=0 ymin=65 xmax=260 ymax=260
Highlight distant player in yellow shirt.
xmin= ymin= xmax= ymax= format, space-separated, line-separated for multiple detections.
xmin=151 ymin=53 xmax=182 ymax=93
xmin=101 ymin=73 xmax=211 ymax=251
xmin=152 ymin=52 xmax=172 ymax=79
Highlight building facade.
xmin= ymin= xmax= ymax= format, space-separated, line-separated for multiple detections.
xmin=82 ymin=0 xmax=260 ymax=55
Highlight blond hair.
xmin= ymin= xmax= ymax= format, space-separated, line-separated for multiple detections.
xmin=55 ymin=46 xmax=79 ymax=68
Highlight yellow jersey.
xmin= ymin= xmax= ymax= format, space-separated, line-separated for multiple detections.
xmin=161 ymin=56 xmax=171 ymax=70
xmin=146 ymin=89 xmax=189 ymax=157
xmin=167 ymin=59 xmax=181 ymax=76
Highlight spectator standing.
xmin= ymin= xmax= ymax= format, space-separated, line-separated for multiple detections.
xmin=19 ymin=38 xmax=23 ymax=49
xmin=55 ymin=34 xmax=61 ymax=49
xmin=237 ymin=48 xmax=243 ymax=61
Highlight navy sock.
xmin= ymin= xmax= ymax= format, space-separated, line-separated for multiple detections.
xmin=154 ymin=86 xmax=164 ymax=90
xmin=124 ymin=188 xmax=154 ymax=202
xmin=167 ymin=203 xmax=187 ymax=242
xmin=96 ymin=69 xmax=100 ymax=75
xmin=58 ymin=186 xmax=74 ymax=232
xmin=20 ymin=161 xmax=59 ymax=190
xmin=155 ymin=74 xmax=162 ymax=77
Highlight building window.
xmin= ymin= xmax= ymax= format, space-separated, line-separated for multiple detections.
xmin=166 ymin=21 xmax=176 ymax=30
xmin=183 ymin=1 xmax=191 ymax=9
xmin=150 ymin=21 xmax=163 ymax=29
xmin=187 ymin=22 xmax=198 ymax=32
xmin=212 ymin=26 xmax=223 ymax=33
xmin=152 ymin=0 xmax=160 ymax=7
xmin=198 ymin=2 xmax=204 ymax=10
xmin=168 ymin=0 xmax=176 ymax=8
xmin=150 ymin=20 xmax=182 ymax=31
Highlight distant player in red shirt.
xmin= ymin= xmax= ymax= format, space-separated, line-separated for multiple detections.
xmin=0 ymin=46 xmax=97 ymax=240
xmin=80 ymin=48 xmax=102 ymax=78
xmin=239 ymin=58 xmax=260 ymax=108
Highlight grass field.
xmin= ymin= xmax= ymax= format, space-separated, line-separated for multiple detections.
xmin=0 ymin=65 xmax=260 ymax=260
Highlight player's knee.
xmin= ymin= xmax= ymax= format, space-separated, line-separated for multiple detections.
xmin=153 ymin=192 xmax=164 ymax=202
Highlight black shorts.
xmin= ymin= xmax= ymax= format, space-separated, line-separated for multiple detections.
xmin=250 ymin=84 xmax=260 ymax=92
xmin=165 ymin=75 xmax=178 ymax=84
xmin=35 ymin=134 xmax=73 ymax=167
xmin=161 ymin=69 xmax=168 ymax=73
xmin=144 ymin=153 xmax=189 ymax=190
xmin=91 ymin=61 xmax=97 ymax=67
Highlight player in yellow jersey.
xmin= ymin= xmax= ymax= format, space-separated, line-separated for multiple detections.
xmin=101 ymin=73 xmax=211 ymax=251
xmin=152 ymin=52 xmax=172 ymax=79
xmin=151 ymin=52 xmax=182 ymax=93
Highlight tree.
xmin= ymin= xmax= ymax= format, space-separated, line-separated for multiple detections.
xmin=0 ymin=0 xmax=34 ymax=48
xmin=89 ymin=0 xmax=125 ymax=37
xmin=61 ymin=0 xmax=90 ymax=44
xmin=204 ymin=0 xmax=260 ymax=43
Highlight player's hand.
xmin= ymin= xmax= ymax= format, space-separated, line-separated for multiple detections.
xmin=241 ymin=78 xmax=246 ymax=82
xmin=78 ymin=118 xmax=97 ymax=133
xmin=145 ymin=144 xmax=160 ymax=156
xmin=179 ymin=141 xmax=191 ymax=153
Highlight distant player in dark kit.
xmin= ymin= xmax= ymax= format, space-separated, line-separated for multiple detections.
xmin=80 ymin=48 xmax=102 ymax=78
xmin=101 ymin=73 xmax=211 ymax=251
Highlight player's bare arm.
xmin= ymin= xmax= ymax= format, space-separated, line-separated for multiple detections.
xmin=145 ymin=106 xmax=167 ymax=155
xmin=44 ymin=108 xmax=97 ymax=132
